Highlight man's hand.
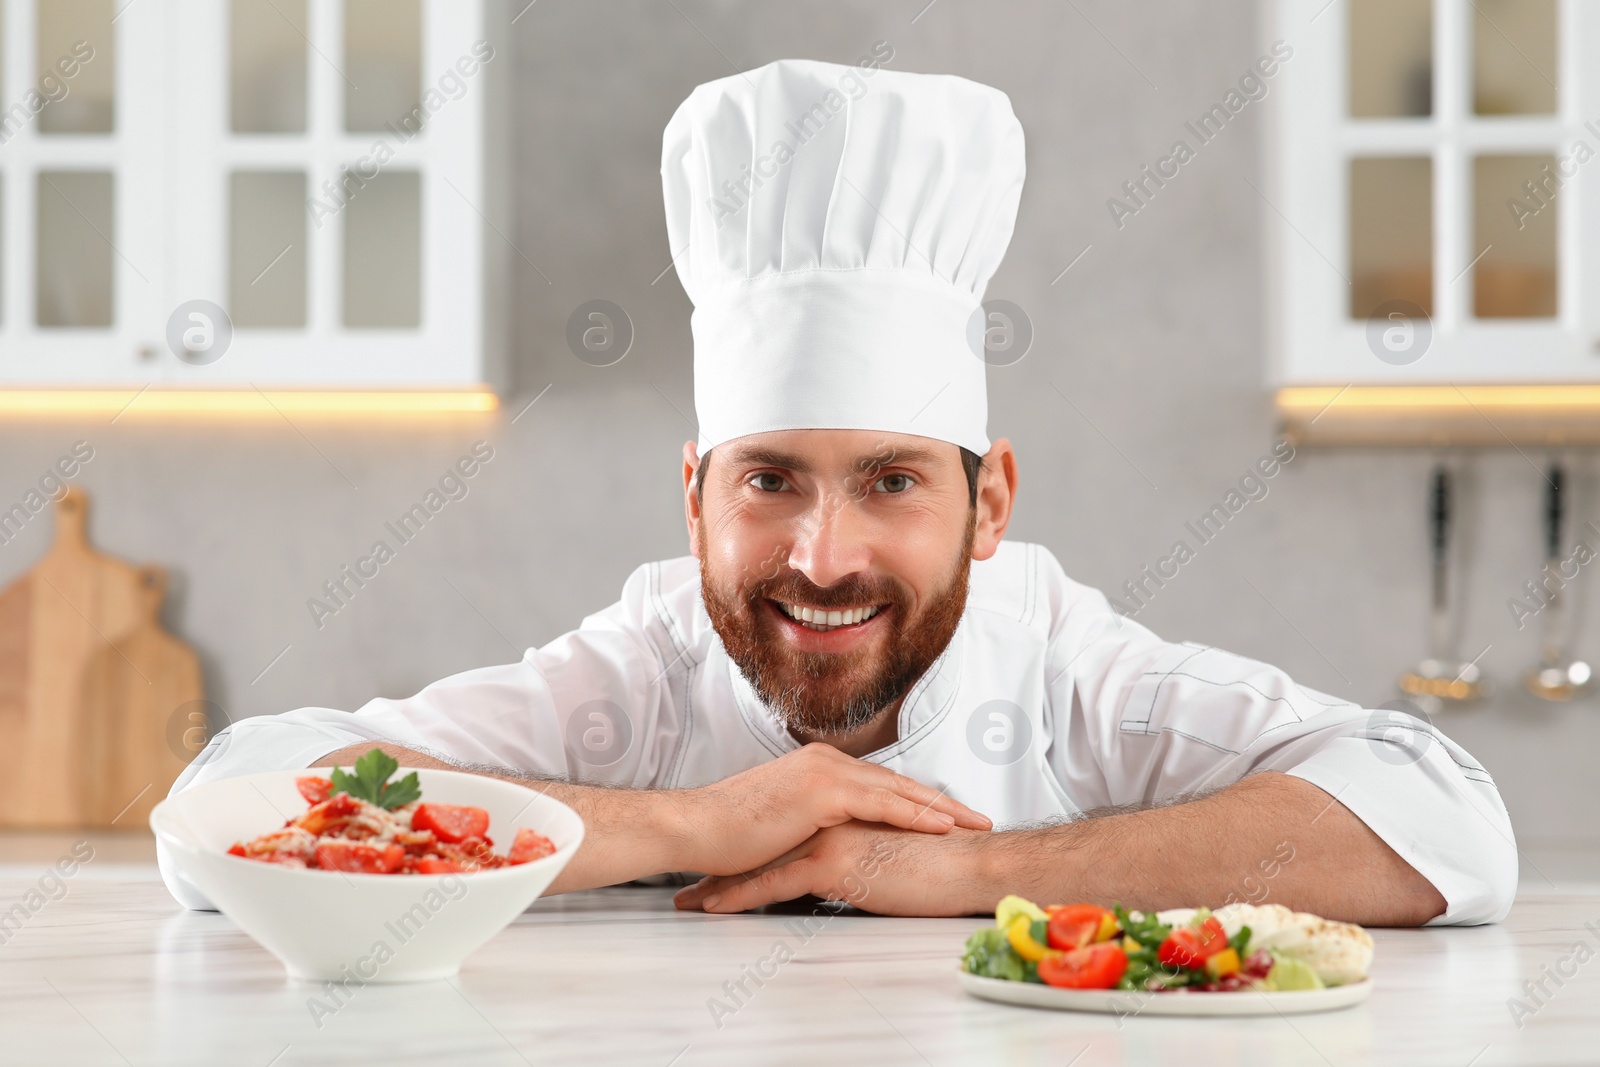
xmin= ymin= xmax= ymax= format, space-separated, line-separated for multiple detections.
xmin=672 ymin=772 xmax=1450 ymax=927
xmin=672 ymin=821 xmax=991 ymax=916
xmin=664 ymin=743 xmax=991 ymax=878
xmin=314 ymin=740 xmax=990 ymax=896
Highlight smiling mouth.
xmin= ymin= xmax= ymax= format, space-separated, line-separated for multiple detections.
xmin=772 ymin=600 xmax=884 ymax=633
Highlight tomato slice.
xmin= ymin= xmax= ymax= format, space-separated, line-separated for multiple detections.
xmin=508 ymin=827 xmax=556 ymax=864
xmin=1157 ymin=916 xmax=1229 ymax=969
xmin=1037 ymin=943 xmax=1128 ymax=989
xmin=415 ymin=857 xmax=465 ymax=874
xmin=314 ymin=840 xmax=405 ymax=874
xmin=1047 ymin=904 xmax=1113 ymax=950
xmin=411 ymin=803 xmax=491 ymax=844
xmin=295 ymin=792 xmax=360 ymax=836
xmin=296 ymin=776 xmax=334 ymax=805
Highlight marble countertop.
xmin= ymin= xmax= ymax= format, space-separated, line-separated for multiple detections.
xmin=1 ymin=836 xmax=1598 ymax=1066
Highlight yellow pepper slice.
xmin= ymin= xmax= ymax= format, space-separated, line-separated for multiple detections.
xmin=1205 ymin=947 xmax=1241 ymax=978
xmin=1005 ymin=915 xmax=1059 ymax=963
xmin=1094 ymin=912 xmax=1120 ymax=943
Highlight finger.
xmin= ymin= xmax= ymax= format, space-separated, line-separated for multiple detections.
xmin=676 ymin=873 xmax=734 ymax=909
xmin=673 ymin=876 xmax=715 ymax=910
xmin=846 ymin=785 xmax=957 ymax=834
xmin=699 ymin=858 xmax=821 ymax=913
xmin=676 ymin=839 xmax=814 ymax=909
xmin=859 ymin=766 xmax=992 ymax=830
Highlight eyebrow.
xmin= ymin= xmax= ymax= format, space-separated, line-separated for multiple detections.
xmin=721 ymin=443 xmax=946 ymax=473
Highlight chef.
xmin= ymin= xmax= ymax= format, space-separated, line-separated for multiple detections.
xmin=164 ymin=59 xmax=1516 ymax=926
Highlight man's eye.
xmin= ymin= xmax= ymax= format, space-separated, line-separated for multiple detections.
xmin=750 ymin=473 xmax=789 ymax=492
xmin=874 ymin=474 xmax=913 ymax=493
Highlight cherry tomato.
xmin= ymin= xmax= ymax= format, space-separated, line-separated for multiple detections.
xmin=1037 ymin=943 xmax=1128 ymax=990
xmin=315 ymin=840 xmax=405 ymax=874
xmin=1157 ymin=916 xmax=1229 ymax=969
xmin=296 ymin=776 xmax=334 ymax=805
xmin=1047 ymin=904 xmax=1114 ymax=950
xmin=508 ymin=827 xmax=556 ymax=864
xmin=412 ymin=803 xmax=491 ymax=844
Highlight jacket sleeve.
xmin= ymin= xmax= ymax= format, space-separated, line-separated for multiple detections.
xmin=159 ymin=560 xmax=691 ymax=909
xmin=1041 ymin=554 xmax=1517 ymax=926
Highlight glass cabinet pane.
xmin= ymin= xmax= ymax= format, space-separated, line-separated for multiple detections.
xmin=230 ymin=171 xmax=307 ymax=327
xmin=1349 ymin=0 xmax=1432 ymax=118
xmin=36 ymin=171 xmax=113 ymax=327
xmin=1473 ymin=154 xmax=1557 ymax=318
xmin=231 ymin=0 xmax=308 ymax=133
xmin=1349 ymin=157 xmax=1433 ymax=318
xmin=37 ymin=0 xmax=113 ymax=134
xmin=344 ymin=0 xmax=422 ymax=133
xmin=1473 ymin=0 xmax=1557 ymax=115
xmin=343 ymin=172 xmax=420 ymax=327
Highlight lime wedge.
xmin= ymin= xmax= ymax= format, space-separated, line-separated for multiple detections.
xmin=995 ymin=894 xmax=1048 ymax=929
xmin=1264 ymin=955 xmax=1326 ymax=991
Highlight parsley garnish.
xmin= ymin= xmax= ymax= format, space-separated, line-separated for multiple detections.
xmin=329 ymin=748 xmax=421 ymax=810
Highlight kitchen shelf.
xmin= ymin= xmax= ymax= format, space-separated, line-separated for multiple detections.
xmin=1277 ymin=385 xmax=1600 ymax=447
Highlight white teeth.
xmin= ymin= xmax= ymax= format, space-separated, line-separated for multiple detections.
xmin=777 ymin=602 xmax=880 ymax=631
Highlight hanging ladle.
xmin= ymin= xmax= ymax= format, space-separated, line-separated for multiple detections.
xmin=1525 ymin=460 xmax=1591 ymax=701
xmin=1399 ymin=463 xmax=1485 ymax=713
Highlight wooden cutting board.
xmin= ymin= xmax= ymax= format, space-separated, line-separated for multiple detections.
xmin=80 ymin=566 xmax=204 ymax=827
xmin=0 ymin=487 xmax=204 ymax=828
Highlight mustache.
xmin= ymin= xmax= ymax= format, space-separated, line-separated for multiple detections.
xmin=746 ymin=571 xmax=906 ymax=611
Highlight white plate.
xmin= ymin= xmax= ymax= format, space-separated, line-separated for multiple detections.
xmin=959 ymin=971 xmax=1372 ymax=1016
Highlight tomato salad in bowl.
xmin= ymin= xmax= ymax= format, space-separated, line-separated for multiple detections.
xmin=152 ymin=751 xmax=584 ymax=982
xmin=227 ymin=749 xmax=556 ymax=875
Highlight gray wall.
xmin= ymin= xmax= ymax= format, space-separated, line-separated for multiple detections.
xmin=1 ymin=0 xmax=1594 ymax=847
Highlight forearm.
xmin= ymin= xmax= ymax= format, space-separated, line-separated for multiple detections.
xmin=316 ymin=742 xmax=692 ymax=894
xmin=975 ymin=771 xmax=1447 ymax=926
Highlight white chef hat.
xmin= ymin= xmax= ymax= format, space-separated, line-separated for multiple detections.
xmin=661 ymin=58 xmax=1025 ymax=456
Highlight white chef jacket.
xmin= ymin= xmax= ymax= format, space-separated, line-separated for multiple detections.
xmin=164 ymin=541 xmax=1517 ymax=924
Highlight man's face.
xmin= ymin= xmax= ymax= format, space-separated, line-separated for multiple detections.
xmin=691 ymin=429 xmax=978 ymax=738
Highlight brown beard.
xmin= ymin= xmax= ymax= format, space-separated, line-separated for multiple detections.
xmin=699 ymin=520 xmax=975 ymax=738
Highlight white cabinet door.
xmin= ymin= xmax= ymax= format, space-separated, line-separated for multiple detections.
xmin=1268 ymin=0 xmax=1598 ymax=387
xmin=0 ymin=0 xmax=506 ymax=392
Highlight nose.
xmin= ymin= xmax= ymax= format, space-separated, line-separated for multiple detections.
xmin=784 ymin=485 xmax=873 ymax=590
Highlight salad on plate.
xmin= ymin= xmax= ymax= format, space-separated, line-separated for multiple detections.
xmin=961 ymin=894 xmax=1372 ymax=993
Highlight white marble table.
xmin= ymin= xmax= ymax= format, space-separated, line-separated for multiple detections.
xmin=1 ymin=837 xmax=1598 ymax=1066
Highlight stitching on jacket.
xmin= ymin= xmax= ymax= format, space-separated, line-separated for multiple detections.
xmin=731 ymin=661 xmax=790 ymax=759
xmin=1353 ymin=723 xmax=1493 ymax=776
xmin=668 ymin=657 xmax=699 ymax=788
xmin=883 ymin=639 xmax=964 ymax=759
xmin=1132 ymin=672 xmax=1322 ymax=723
xmin=1027 ymin=543 xmax=1040 ymax=628
xmin=1123 ymin=644 xmax=1210 ymax=728
xmin=1116 ymin=724 xmax=1241 ymax=755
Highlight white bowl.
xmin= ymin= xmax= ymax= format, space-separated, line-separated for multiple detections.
xmin=150 ymin=767 xmax=584 ymax=983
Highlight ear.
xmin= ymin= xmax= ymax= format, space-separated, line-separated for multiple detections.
xmin=970 ymin=438 xmax=1018 ymax=562
xmin=683 ymin=440 xmax=703 ymax=559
